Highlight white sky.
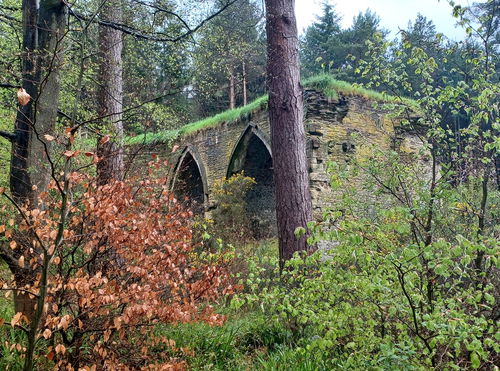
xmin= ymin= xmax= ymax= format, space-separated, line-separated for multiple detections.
xmin=295 ymin=0 xmax=474 ymax=40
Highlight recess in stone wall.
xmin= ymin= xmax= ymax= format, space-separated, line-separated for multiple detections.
xmin=227 ymin=126 xmax=276 ymax=239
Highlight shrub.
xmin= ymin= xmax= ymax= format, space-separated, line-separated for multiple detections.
xmin=237 ymin=150 xmax=499 ymax=370
xmin=0 ymin=159 xmax=233 ymax=369
xmin=209 ymin=173 xmax=256 ymax=242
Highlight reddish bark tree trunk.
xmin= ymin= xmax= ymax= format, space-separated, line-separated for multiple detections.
xmin=96 ymin=0 xmax=124 ymax=184
xmin=265 ymin=0 xmax=313 ymax=268
xmin=242 ymin=61 xmax=248 ymax=105
xmin=229 ymin=71 xmax=236 ymax=109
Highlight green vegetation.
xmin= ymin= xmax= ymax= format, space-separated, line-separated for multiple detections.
xmin=125 ymin=95 xmax=268 ymax=146
xmin=303 ymin=74 xmax=418 ymax=109
xmin=0 ymin=0 xmax=498 ymax=369
xmin=126 ymin=74 xmax=418 ymax=147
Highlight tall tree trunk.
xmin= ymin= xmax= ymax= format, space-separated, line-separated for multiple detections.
xmin=96 ymin=0 xmax=124 ymax=184
xmin=229 ymin=70 xmax=236 ymax=109
xmin=11 ymin=0 xmax=66 ymax=205
xmin=8 ymin=0 xmax=67 ymax=321
xmin=242 ymin=61 xmax=248 ymax=105
xmin=265 ymin=0 xmax=313 ymax=269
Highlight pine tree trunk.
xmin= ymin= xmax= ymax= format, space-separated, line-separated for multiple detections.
xmin=9 ymin=0 xmax=67 ymax=322
xmin=242 ymin=61 xmax=248 ymax=105
xmin=265 ymin=0 xmax=313 ymax=269
xmin=96 ymin=0 xmax=124 ymax=184
xmin=11 ymin=0 xmax=66 ymax=205
xmin=229 ymin=71 xmax=236 ymax=109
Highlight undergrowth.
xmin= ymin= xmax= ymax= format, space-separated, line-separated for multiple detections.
xmin=150 ymin=239 xmax=335 ymax=371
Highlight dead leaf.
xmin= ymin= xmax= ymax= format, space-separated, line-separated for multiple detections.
xmin=100 ymin=135 xmax=110 ymax=145
xmin=44 ymin=134 xmax=55 ymax=142
xmin=11 ymin=312 xmax=22 ymax=327
xmin=55 ymin=343 xmax=66 ymax=354
xmin=63 ymin=150 xmax=80 ymax=158
xmin=42 ymin=328 xmax=52 ymax=339
xmin=17 ymin=88 xmax=31 ymax=106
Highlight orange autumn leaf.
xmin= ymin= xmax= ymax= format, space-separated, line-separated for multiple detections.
xmin=63 ymin=150 xmax=80 ymax=158
xmin=2 ymin=160 xmax=231 ymax=368
xmin=17 ymin=88 xmax=31 ymax=106
xmin=11 ymin=312 xmax=22 ymax=327
xmin=55 ymin=343 xmax=66 ymax=354
xmin=42 ymin=328 xmax=52 ymax=339
xmin=100 ymin=135 xmax=110 ymax=145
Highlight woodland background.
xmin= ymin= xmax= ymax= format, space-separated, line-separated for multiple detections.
xmin=0 ymin=0 xmax=498 ymax=369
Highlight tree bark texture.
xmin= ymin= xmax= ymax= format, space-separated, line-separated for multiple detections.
xmin=265 ymin=0 xmax=313 ymax=268
xmin=229 ymin=70 xmax=236 ymax=109
xmin=96 ymin=0 xmax=124 ymax=184
xmin=10 ymin=0 xmax=66 ymax=205
xmin=8 ymin=0 xmax=67 ymax=320
xmin=242 ymin=61 xmax=248 ymax=105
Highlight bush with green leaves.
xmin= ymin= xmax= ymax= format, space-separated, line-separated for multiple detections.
xmin=209 ymin=173 xmax=256 ymax=242
xmin=235 ymin=147 xmax=499 ymax=370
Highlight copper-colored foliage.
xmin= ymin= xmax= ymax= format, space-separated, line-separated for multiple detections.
xmin=0 ymin=159 xmax=233 ymax=369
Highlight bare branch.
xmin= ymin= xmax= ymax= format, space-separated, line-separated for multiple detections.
xmin=0 ymin=82 xmax=20 ymax=89
xmin=0 ymin=130 xmax=16 ymax=141
xmin=0 ymin=244 xmax=20 ymax=272
xmin=67 ymin=0 xmax=238 ymax=43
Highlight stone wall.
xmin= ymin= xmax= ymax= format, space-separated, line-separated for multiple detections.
xmin=126 ymin=89 xmax=425 ymax=232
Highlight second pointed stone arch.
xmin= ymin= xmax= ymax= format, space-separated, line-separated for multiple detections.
xmin=226 ymin=124 xmax=276 ymax=238
xmin=171 ymin=146 xmax=209 ymax=215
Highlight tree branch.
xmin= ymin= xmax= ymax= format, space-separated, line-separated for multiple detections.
xmin=67 ymin=0 xmax=238 ymax=43
xmin=0 ymin=130 xmax=16 ymax=141
xmin=0 ymin=82 xmax=20 ymax=89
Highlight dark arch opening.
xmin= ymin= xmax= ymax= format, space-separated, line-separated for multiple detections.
xmin=173 ymin=151 xmax=205 ymax=215
xmin=228 ymin=129 xmax=276 ymax=239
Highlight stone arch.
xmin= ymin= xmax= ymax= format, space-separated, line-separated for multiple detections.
xmin=171 ymin=146 xmax=208 ymax=215
xmin=227 ymin=125 xmax=276 ymax=238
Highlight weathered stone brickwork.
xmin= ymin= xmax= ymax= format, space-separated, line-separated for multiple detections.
xmin=127 ymin=89 xmax=424 ymax=232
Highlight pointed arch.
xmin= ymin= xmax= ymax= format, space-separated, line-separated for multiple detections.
xmin=226 ymin=125 xmax=276 ymax=238
xmin=171 ymin=146 xmax=208 ymax=214
xmin=227 ymin=124 xmax=272 ymax=178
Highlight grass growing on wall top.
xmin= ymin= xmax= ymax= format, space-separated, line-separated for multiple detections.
xmin=126 ymin=95 xmax=268 ymax=146
xmin=303 ymin=73 xmax=418 ymax=108
xmin=126 ymin=74 xmax=419 ymax=146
